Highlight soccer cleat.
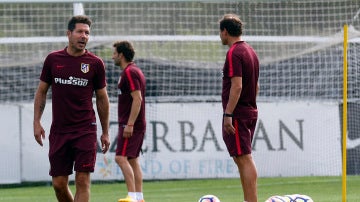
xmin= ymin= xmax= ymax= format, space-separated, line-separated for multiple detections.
xmin=118 ymin=195 xmax=136 ymax=202
xmin=137 ymin=200 xmax=145 ymax=202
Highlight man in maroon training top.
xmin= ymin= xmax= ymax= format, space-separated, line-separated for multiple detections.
xmin=112 ymin=41 xmax=146 ymax=202
xmin=219 ymin=14 xmax=260 ymax=202
xmin=33 ymin=15 xmax=110 ymax=202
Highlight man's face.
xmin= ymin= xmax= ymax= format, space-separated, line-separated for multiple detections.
xmin=112 ymin=48 xmax=121 ymax=67
xmin=67 ymin=23 xmax=90 ymax=52
xmin=219 ymin=29 xmax=228 ymax=45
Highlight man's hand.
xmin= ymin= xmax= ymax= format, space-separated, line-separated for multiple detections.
xmin=33 ymin=122 xmax=45 ymax=146
xmin=100 ymin=133 xmax=110 ymax=154
xmin=223 ymin=117 xmax=235 ymax=135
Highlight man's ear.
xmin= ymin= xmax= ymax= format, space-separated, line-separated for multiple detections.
xmin=223 ymin=28 xmax=229 ymax=36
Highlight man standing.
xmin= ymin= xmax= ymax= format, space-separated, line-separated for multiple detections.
xmin=219 ymin=14 xmax=259 ymax=202
xmin=33 ymin=15 xmax=110 ymax=202
xmin=112 ymin=41 xmax=146 ymax=202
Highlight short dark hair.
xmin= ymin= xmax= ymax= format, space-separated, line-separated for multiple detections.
xmin=113 ymin=41 xmax=135 ymax=62
xmin=67 ymin=15 xmax=92 ymax=31
xmin=219 ymin=14 xmax=243 ymax=36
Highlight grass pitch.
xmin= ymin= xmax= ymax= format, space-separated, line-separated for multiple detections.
xmin=0 ymin=176 xmax=359 ymax=202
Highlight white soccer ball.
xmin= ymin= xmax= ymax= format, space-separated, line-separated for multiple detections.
xmin=265 ymin=194 xmax=313 ymax=202
xmin=198 ymin=194 xmax=221 ymax=202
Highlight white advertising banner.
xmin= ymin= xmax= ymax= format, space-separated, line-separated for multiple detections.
xmin=0 ymin=105 xmax=21 ymax=184
xmin=94 ymin=102 xmax=231 ymax=180
xmin=254 ymin=102 xmax=341 ymax=176
xmin=0 ymin=101 xmax=341 ymax=183
xmin=20 ymin=103 xmax=53 ymax=181
xmin=93 ymin=102 xmax=341 ymax=180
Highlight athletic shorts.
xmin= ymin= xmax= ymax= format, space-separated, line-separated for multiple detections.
xmin=48 ymin=131 xmax=97 ymax=176
xmin=222 ymin=118 xmax=257 ymax=157
xmin=116 ymin=125 xmax=145 ymax=158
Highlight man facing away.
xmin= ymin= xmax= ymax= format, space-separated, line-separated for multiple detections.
xmin=112 ymin=41 xmax=146 ymax=202
xmin=219 ymin=14 xmax=260 ymax=202
xmin=33 ymin=15 xmax=110 ymax=202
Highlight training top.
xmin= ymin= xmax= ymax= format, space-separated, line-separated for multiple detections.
xmin=40 ymin=47 xmax=107 ymax=133
xmin=117 ymin=63 xmax=146 ymax=130
xmin=222 ymin=41 xmax=259 ymax=119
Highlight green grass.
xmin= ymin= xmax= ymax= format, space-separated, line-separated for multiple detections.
xmin=0 ymin=176 xmax=359 ymax=202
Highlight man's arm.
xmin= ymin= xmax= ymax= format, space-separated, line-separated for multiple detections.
xmin=123 ymin=90 xmax=142 ymax=138
xmin=225 ymin=76 xmax=242 ymax=114
xmin=223 ymin=76 xmax=242 ymax=135
xmin=128 ymin=90 xmax=142 ymax=125
xmin=95 ymin=87 xmax=110 ymax=153
xmin=33 ymin=81 xmax=50 ymax=146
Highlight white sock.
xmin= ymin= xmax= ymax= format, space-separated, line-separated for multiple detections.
xmin=128 ymin=192 xmax=137 ymax=199
xmin=136 ymin=192 xmax=144 ymax=200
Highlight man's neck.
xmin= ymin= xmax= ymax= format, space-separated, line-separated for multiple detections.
xmin=228 ymin=36 xmax=242 ymax=47
xmin=66 ymin=46 xmax=86 ymax=57
xmin=121 ymin=61 xmax=132 ymax=70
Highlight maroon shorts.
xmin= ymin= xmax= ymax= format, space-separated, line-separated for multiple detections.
xmin=48 ymin=131 xmax=97 ymax=176
xmin=116 ymin=125 xmax=145 ymax=158
xmin=223 ymin=118 xmax=257 ymax=157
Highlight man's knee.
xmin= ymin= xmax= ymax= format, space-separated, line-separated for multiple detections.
xmin=52 ymin=176 xmax=69 ymax=192
xmin=235 ymin=154 xmax=253 ymax=164
xmin=115 ymin=155 xmax=128 ymax=166
xmin=75 ymin=172 xmax=90 ymax=188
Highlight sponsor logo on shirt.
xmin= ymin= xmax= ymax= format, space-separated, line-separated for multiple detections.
xmin=81 ymin=63 xmax=90 ymax=73
xmin=54 ymin=76 xmax=88 ymax=86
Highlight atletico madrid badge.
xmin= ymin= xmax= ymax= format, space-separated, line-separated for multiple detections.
xmin=81 ymin=63 xmax=90 ymax=73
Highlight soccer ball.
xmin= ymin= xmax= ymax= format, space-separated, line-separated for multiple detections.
xmin=198 ymin=194 xmax=221 ymax=202
xmin=265 ymin=194 xmax=313 ymax=202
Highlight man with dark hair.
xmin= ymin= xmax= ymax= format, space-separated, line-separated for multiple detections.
xmin=219 ymin=14 xmax=260 ymax=202
xmin=33 ymin=15 xmax=110 ymax=202
xmin=112 ymin=41 xmax=146 ymax=202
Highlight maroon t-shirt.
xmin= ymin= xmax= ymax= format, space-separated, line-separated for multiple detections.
xmin=40 ymin=48 xmax=107 ymax=133
xmin=117 ymin=63 xmax=146 ymax=130
xmin=222 ymin=41 xmax=259 ymax=119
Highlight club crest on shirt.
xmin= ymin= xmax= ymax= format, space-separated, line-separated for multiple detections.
xmin=81 ymin=63 xmax=90 ymax=73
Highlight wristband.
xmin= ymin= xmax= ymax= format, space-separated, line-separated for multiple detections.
xmin=223 ymin=113 xmax=233 ymax=117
